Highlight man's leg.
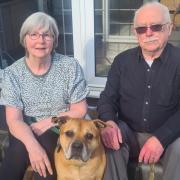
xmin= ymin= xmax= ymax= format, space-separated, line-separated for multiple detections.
xmin=103 ymin=145 xmax=129 ymax=180
xmin=103 ymin=120 xmax=139 ymax=180
xmin=161 ymin=137 xmax=180 ymax=180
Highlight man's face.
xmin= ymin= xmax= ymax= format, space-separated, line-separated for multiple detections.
xmin=134 ymin=6 xmax=172 ymax=55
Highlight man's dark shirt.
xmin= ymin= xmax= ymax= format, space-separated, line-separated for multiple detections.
xmin=97 ymin=43 xmax=180 ymax=147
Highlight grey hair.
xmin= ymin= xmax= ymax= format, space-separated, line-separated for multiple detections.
xmin=134 ymin=1 xmax=171 ymax=26
xmin=20 ymin=12 xmax=59 ymax=50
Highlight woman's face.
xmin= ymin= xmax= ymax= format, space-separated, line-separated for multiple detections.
xmin=24 ymin=28 xmax=54 ymax=60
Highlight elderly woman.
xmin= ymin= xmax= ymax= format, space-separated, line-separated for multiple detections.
xmin=0 ymin=12 xmax=88 ymax=180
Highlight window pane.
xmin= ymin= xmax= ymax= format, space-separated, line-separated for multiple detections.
xmin=95 ymin=35 xmax=137 ymax=76
xmin=49 ymin=0 xmax=73 ymax=56
xmin=65 ymin=34 xmax=74 ymax=56
xmin=110 ymin=10 xmax=134 ymax=23
xmin=63 ymin=0 xmax=71 ymax=9
xmin=64 ymin=12 xmax=73 ymax=33
xmin=109 ymin=10 xmax=134 ymax=35
xmin=94 ymin=10 xmax=103 ymax=33
xmin=109 ymin=24 xmax=131 ymax=36
xmin=94 ymin=0 xmax=140 ymax=77
xmin=0 ymin=0 xmax=38 ymax=68
xmin=95 ymin=35 xmax=111 ymax=77
xmin=94 ymin=0 xmax=102 ymax=9
xmin=110 ymin=0 xmax=142 ymax=9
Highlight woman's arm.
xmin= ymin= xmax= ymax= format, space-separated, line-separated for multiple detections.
xmin=59 ymin=99 xmax=87 ymax=118
xmin=6 ymin=106 xmax=37 ymax=147
xmin=30 ymin=99 xmax=88 ymax=136
xmin=6 ymin=106 xmax=53 ymax=177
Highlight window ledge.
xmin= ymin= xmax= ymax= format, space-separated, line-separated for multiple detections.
xmin=88 ymin=85 xmax=104 ymax=98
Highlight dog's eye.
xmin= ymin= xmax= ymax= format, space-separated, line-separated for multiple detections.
xmin=65 ymin=130 xmax=74 ymax=137
xmin=85 ymin=133 xmax=93 ymax=140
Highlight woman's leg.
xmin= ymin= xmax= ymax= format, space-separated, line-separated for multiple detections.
xmin=33 ymin=129 xmax=58 ymax=180
xmin=0 ymin=134 xmax=29 ymax=180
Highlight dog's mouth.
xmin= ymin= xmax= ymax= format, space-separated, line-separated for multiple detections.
xmin=69 ymin=153 xmax=86 ymax=161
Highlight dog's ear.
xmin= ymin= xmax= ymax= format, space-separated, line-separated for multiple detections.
xmin=51 ymin=116 xmax=69 ymax=126
xmin=93 ymin=119 xmax=107 ymax=129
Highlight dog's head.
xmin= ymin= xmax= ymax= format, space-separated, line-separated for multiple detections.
xmin=52 ymin=116 xmax=107 ymax=162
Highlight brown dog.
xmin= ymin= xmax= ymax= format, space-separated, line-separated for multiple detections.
xmin=52 ymin=116 xmax=107 ymax=180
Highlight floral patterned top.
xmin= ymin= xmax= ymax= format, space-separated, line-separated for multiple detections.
xmin=1 ymin=53 xmax=89 ymax=121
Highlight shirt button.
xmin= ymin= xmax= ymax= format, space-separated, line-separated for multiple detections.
xmin=144 ymin=118 xmax=147 ymax=122
xmin=145 ymin=101 xmax=149 ymax=105
xmin=147 ymin=69 xmax=150 ymax=72
xmin=147 ymin=85 xmax=151 ymax=89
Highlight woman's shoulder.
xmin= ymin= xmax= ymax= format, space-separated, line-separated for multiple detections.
xmin=5 ymin=57 xmax=25 ymax=74
xmin=52 ymin=53 xmax=79 ymax=67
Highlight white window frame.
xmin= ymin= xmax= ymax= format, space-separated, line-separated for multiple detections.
xmin=104 ymin=0 xmax=137 ymax=43
xmin=72 ymin=0 xmax=105 ymax=98
xmin=71 ymin=0 xmax=157 ymax=98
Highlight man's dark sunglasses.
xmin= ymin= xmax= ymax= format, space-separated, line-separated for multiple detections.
xmin=135 ymin=23 xmax=169 ymax=34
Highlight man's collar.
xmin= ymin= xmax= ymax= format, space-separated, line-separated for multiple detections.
xmin=137 ymin=43 xmax=170 ymax=63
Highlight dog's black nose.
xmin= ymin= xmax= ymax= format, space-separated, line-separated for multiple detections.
xmin=72 ymin=140 xmax=83 ymax=150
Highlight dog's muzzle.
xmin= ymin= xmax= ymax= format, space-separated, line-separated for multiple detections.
xmin=70 ymin=140 xmax=84 ymax=159
xmin=64 ymin=140 xmax=93 ymax=162
xmin=65 ymin=140 xmax=92 ymax=162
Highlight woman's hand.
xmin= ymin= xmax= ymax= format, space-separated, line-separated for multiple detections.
xmin=30 ymin=117 xmax=54 ymax=136
xmin=101 ymin=120 xmax=122 ymax=150
xmin=28 ymin=142 xmax=53 ymax=177
xmin=5 ymin=106 xmax=53 ymax=177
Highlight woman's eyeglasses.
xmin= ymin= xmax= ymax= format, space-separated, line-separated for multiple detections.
xmin=28 ymin=32 xmax=53 ymax=41
xmin=135 ymin=23 xmax=169 ymax=34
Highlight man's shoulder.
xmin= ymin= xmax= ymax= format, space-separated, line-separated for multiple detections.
xmin=166 ymin=43 xmax=180 ymax=65
xmin=168 ymin=43 xmax=180 ymax=56
xmin=113 ymin=46 xmax=139 ymax=64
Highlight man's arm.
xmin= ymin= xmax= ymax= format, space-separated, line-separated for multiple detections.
xmin=153 ymin=107 xmax=180 ymax=148
xmin=97 ymin=56 xmax=123 ymax=150
xmin=97 ymin=55 xmax=121 ymax=122
xmin=139 ymin=102 xmax=180 ymax=164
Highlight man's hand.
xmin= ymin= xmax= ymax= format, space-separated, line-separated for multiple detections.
xmin=101 ymin=120 xmax=122 ymax=150
xmin=139 ymin=136 xmax=164 ymax=164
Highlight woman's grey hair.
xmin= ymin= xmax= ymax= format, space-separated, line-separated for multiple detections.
xmin=134 ymin=1 xmax=171 ymax=26
xmin=20 ymin=12 xmax=59 ymax=50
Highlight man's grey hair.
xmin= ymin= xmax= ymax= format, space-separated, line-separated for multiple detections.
xmin=134 ymin=1 xmax=171 ymax=26
xmin=20 ymin=12 xmax=59 ymax=50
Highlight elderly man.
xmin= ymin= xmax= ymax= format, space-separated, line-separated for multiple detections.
xmin=98 ymin=2 xmax=180 ymax=180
